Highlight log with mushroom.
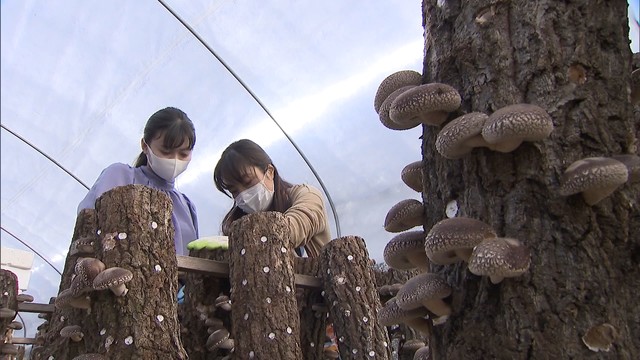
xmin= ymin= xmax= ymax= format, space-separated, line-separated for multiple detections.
xmin=383 ymin=230 xmax=430 ymax=272
xmin=92 ymin=267 xmax=133 ymax=296
xmin=394 ymin=272 xmax=453 ymax=325
xmin=559 ymin=156 xmax=630 ymax=206
xmin=424 ymin=217 xmax=497 ymax=265
xmin=468 ymin=237 xmax=531 ymax=284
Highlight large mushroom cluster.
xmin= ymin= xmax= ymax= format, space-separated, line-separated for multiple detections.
xmin=374 ymin=61 xmax=638 ymax=358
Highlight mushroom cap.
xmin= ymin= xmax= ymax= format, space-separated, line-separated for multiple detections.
xmin=16 ymin=293 xmax=34 ymax=303
xmin=424 ymin=217 xmax=496 ymax=265
xmin=377 ymin=297 xmax=429 ymax=327
xmin=481 ymin=103 xmax=554 ymax=152
xmin=383 ymin=230 xmax=429 ymax=271
xmin=436 ymin=112 xmax=490 ymax=159
xmin=377 ymin=283 xmax=403 ymax=297
xmin=0 ymin=307 xmax=17 ymax=319
xmin=389 ymin=83 xmax=461 ymax=126
xmin=384 ymin=199 xmax=424 ymax=233
xmin=395 ymin=273 xmax=452 ymax=313
xmin=8 ymin=320 xmax=23 ymax=330
xmin=214 ymin=295 xmax=232 ymax=311
xmin=92 ymin=267 xmax=133 ymax=294
xmin=374 ymin=70 xmax=422 ymax=113
xmin=401 ymin=339 xmax=426 ymax=354
xmin=413 ymin=346 xmax=432 ymax=360
xmin=60 ymin=325 xmax=84 ymax=342
xmin=378 ymin=85 xmax=421 ymax=130
xmin=559 ymin=157 xmax=629 ymax=205
xmin=206 ymin=328 xmax=234 ymax=351
xmin=468 ymin=237 xmax=531 ymax=283
xmin=54 ymin=288 xmax=91 ymax=310
xmin=71 ymin=235 xmax=96 ymax=255
xmin=582 ymin=323 xmax=618 ymax=352
xmin=75 ymin=258 xmax=106 ymax=284
xmin=611 ymin=154 xmax=640 ymax=183
xmin=401 ymin=160 xmax=424 ymax=192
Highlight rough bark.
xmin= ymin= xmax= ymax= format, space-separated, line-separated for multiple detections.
xmin=1 ymin=269 xmax=18 ymax=345
xmin=180 ymin=248 xmax=231 ymax=360
xmin=33 ymin=208 xmax=97 ymax=360
xmin=88 ymin=184 xmax=186 ymax=359
xmin=294 ymin=256 xmax=327 ymax=360
xmin=421 ymin=0 xmax=639 ymax=359
xmin=229 ymin=211 xmax=302 ymax=359
xmin=319 ymin=236 xmax=392 ymax=359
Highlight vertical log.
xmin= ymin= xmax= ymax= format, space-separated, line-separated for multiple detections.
xmin=295 ymin=256 xmax=326 ymax=360
xmin=34 ymin=208 xmax=97 ymax=360
xmin=87 ymin=184 xmax=186 ymax=359
xmin=320 ymin=236 xmax=392 ymax=359
xmin=180 ymin=248 xmax=230 ymax=360
xmin=1 ymin=269 xmax=18 ymax=344
xmin=229 ymin=211 xmax=302 ymax=359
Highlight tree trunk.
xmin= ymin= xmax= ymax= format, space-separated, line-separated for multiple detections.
xmin=34 ymin=208 xmax=97 ymax=360
xmin=420 ymin=0 xmax=639 ymax=359
xmin=1 ymin=269 xmax=18 ymax=345
xmin=229 ymin=211 xmax=302 ymax=359
xmin=89 ymin=184 xmax=186 ymax=359
xmin=319 ymin=236 xmax=392 ymax=359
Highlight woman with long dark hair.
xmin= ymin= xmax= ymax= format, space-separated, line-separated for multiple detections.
xmin=213 ymin=139 xmax=330 ymax=257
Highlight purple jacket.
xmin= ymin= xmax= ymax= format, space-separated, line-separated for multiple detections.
xmin=78 ymin=163 xmax=199 ymax=255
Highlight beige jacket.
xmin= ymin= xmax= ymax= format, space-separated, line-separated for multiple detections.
xmin=285 ymin=184 xmax=332 ymax=258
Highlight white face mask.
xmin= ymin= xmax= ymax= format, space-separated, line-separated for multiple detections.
xmin=235 ymin=173 xmax=274 ymax=213
xmin=146 ymin=146 xmax=190 ymax=182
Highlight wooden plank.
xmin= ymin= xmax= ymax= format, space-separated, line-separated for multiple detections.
xmin=176 ymin=255 xmax=321 ymax=289
xmin=11 ymin=337 xmax=37 ymax=345
xmin=17 ymin=302 xmax=54 ymax=314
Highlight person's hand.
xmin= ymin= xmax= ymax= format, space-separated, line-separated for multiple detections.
xmin=187 ymin=236 xmax=229 ymax=250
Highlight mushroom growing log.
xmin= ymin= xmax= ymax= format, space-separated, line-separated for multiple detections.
xmin=228 ymin=211 xmax=302 ymax=359
xmin=88 ymin=184 xmax=187 ymax=359
xmin=320 ymin=235 xmax=392 ymax=359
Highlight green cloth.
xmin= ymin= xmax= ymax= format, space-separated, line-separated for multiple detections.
xmin=187 ymin=236 xmax=229 ymax=250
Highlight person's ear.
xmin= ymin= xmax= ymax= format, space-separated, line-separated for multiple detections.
xmin=266 ymin=164 xmax=275 ymax=180
xmin=141 ymin=138 xmax=149 ymax=154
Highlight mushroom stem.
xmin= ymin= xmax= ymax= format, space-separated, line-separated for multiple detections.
xmin=487 ymin=139 xmax=522 ymax=153
xmin=489 ymin=275 xmax=504 ymax=284
xmin=418 ymin=111 xmax=448 ymax=126
xmin=404 ymin=316 xmax=431 ymax=335
xmin=422 ymin=299 xmax=451 ymax=317
xmin=110 ymin=284 xmax=128 ymax=297
xmin=454 ymin=248 xmax=473 ymax=262
xmin=407 ymin=252 xmax=431 ymax=272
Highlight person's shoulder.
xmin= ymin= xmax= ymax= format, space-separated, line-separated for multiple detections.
xmin=290 ymin=184 xmax=323 ymax=197
xmin=96 ymin=162 xmax=137 ymax=180
xmin=102 ymin=162 xmax=135 ymax=174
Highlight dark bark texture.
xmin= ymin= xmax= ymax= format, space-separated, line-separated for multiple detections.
xmin=295 ymin=256 xmax=327 ymax=360
xmin=89 ymin=184 xmax=186 ymax=359
xmin=180 ymin=248 xmax=231 ymax=360
xmin=34 ymin=208 xmax=97 ymax=360
xmin=1 ymin=269 xmax=18 ymax=345
xmin=229 ymin=211 xmax=302 ymax=359
xmin=421 ymin=0 xmax=639 ymax=359
xmin=319 ymin=236 xmax=392 ymax=359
